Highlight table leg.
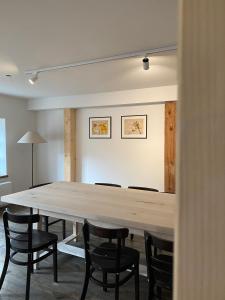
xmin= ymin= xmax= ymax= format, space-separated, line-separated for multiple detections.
xmin=73 ymin=222 xmax=79 ymax=241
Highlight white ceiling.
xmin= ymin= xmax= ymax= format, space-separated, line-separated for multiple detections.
xmin=0 ymin=0 xmax=177 ymax=99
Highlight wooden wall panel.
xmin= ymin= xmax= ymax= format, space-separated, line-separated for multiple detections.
xmin=165 ymin=101 xmax=176 ymax=193
xmin=64 ymin=109 xmax=76 ymax=181
xmin=175 ymin=1 xmax=225 ymax=299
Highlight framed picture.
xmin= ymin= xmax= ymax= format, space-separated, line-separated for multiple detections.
xmin=121 ymin=115 xmax=147 ymax=139
xmin=89 ymin=116 xmax=111 ymax=139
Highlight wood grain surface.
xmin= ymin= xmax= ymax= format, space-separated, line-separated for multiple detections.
xmin=2 ymin=182 xmax=175 ymax=234
xmin=64 ymin=109 xmax=76 ymax=181
xmin=165 ymin=101 xmax=176 ymax=193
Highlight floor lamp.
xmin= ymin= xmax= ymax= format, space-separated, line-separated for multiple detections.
xmin=17 ymin=131 xmax=47 ymax=187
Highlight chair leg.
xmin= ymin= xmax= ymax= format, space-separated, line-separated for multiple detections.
xmin=115 ymin=273 xmax=120 ymax=300
xmin=103 ymin=271 xmax=107 ymax=292
xmin=148 ymin=280 xmax=154 ymax=300
xmin=62 ymin=220 xmax=66 ymax=239
xmin=156 ymin=286 xmax=162 ymax=299
xmin=53 ymin=242 xmax=58 ymax=283
xmin=31 ymin=253 xmax=34 ymax=273
xmin=25 ymin=254 xmax=32 ymax=300
xmin=80 ymin=264 xmax=90 ymax=300
xmin=0 ymin=248 xmax=10 ymax=289
xmin=44 ymin=216 xmax=49 ymax=232
xmin=134 ymin=264 xmax=140 ymax=300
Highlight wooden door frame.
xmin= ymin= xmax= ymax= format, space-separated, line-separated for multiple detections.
xmin=165 ymin=101 xmax=176 ymax=193
xmin=64 ymin=109 xmax=76 ymax=181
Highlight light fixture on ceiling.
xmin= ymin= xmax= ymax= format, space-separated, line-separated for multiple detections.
xmin=25 ymin=45 xmax=176 ymax=83
xmin=28 ymin=72 xmax=38 ymax=85
xmin=142 ymin=57 xmax=149 ymax=70
xmin=0 ymin=74 xmax=13 ymax=78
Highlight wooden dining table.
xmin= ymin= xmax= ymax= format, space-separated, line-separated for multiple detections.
xmin=1 ymin=181 xmax=176 ymax=273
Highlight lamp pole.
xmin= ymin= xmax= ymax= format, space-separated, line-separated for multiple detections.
xmin=32 ymin=143 xmax=34 ymax=187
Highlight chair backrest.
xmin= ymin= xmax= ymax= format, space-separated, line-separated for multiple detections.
xmin=29 ymin=182 xmax=52 ymax=189
xmin=128 ymin=186 xmax=159 ymax=192
xmin=95 ymin=183 xmax=121 ymax=188
xmin=3 ymin=210 xmax=40 ymax=251
xmin=83 ymin=220 xmax=129 ymax=271
xmin=144 ymin=231 xmax=173 ymax=289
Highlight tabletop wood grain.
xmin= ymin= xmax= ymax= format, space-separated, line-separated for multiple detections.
xmin=2 ymin=182 xmax=176 ymax=234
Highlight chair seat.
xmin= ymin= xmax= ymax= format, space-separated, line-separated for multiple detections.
xmin=91 ymin=242 xmax=139 ymax=273
xmin=11 ymin=230 xmax=58 ymax=253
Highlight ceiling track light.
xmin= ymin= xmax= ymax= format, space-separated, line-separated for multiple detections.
xmin=143 ymin=57 xmax=149 ymax=70
xmin=0 ymin=74 xmax=13 ymax=78
xmin=25 ymin=45 xmax=176 ymax=84
xmin=28 ymin=72 xmax=38 ymax=85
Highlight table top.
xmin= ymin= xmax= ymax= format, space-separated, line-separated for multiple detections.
xmin=2 ymin=181 xmax=176 ymax=234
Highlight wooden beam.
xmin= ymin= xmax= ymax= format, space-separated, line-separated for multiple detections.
xmin=165 ymin=101 xmax=176 ymax=193
xmin=175 ymin=1 xmax=225 ymax=299
xmin=64 ymin=109 xmax=76 ymax=181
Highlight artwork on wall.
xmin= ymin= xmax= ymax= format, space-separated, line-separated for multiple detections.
xmin=89 ymin=116 xmax=111 ymax=139
xmin=121 ymin=115 xmax=147 ymax=139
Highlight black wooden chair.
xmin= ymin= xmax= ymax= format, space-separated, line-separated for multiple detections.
xmin=95 ymin=183 xmax=121 ymax=188
xmin=144 ymin=231 xmax=173 ymax=300
xmin=30 ymin=183 xmax=66 ymax=239
xmin=81 ymin=220 xmax=140 ymax=300
xmin=128 ymin=186 xmax=159 ymax=192
xmin=0 ymin=210 xmax=58 ymax=300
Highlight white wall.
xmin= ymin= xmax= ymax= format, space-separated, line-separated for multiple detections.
xmin=34 ymin=85 xmax=175 ymax=190
xmin=36 ymin=104 xmax=165 ymax=191
xmin=0 ymin=95 xmax=35 ymax=192
xmin=36 ymin=109 xmax=64 ymax=184
xmin=28 ymin=85 xmax=177 ymax=110
xmin=76 ymin=104 xmax=165 ymax=191
xmin=0 ymin=87 xmax=173 ymax=191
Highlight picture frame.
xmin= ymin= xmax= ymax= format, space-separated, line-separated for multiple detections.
xmin=121 ymin=115 xmax=147 ymax=139
xmin=89 ymin=116 xmax=112 ymax=139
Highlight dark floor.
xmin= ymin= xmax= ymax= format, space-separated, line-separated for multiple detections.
xmin=0 ymin=206 xmax=171 ymax=300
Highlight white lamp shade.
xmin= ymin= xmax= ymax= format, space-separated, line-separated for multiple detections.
xmin=17 ymin=131 xmax=47 ymax=144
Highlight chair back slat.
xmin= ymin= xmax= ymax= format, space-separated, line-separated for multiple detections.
xmin=95 ymin=183 xmax=121 ymax=188
xmin=6 ymin=212 xmax=40 ymax=224
xmin=88 ymin=222 xmax=128 ymax=239
xmin=128 ymin=186 xmax=159 ymax=192
xmin=29 ymin=183 xmax=51 ymax=189
xmin=7 ymin=228 xmax=29 ymax=235
xmin=151 ymin=256 xmax=173 ymax=274
xmin=7 ymin=234 xmax=29 ymax=242
xmin=151 ymin=234 xmax=173 ymax=252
